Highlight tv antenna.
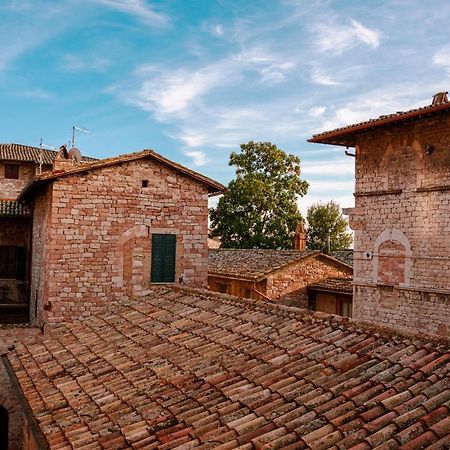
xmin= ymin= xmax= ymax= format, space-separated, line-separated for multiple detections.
xmin=71 ymin=126 xmax=90 ymax=149
xmin=38 ymin=138 xmax=56 ymax=174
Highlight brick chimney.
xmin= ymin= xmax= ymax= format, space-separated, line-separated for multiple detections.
xmin=53 ymin=145 xmax=78 ymax=172
xmin=293 ymin=221 xmax=306 ymax=251
xmin=432 ymin=91 xmax=448 ymax=105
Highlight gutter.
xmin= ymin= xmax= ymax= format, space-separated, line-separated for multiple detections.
xmin=1 ymin=354 xmax=50 ymax=450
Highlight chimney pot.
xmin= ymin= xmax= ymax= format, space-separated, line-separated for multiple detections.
xmin=432 ymin=91 xmax=448 ymax=106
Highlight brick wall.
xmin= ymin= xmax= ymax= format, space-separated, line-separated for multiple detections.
xmin=0 ymin=162 xmax=36 ymax=200
xmin=0 ymin=326 xmax=41 ymax=450
xmin=266 ymin=256 xmax=352 ymax=308
xmin=346 ymin=112 xmax=450 ymax=337
xmin=30 ymin=157 xmax=209 ymax=324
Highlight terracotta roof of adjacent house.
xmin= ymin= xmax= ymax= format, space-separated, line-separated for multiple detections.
xmin=208 ymin=249 xmax=350 ymax=281
xmin=0 ymin=143 xmax=96 ymax=165
xmin=308 ymin=97 xmax=450 ymax=147
xmin=331 ymin=250 xmax=354 ymax=267
xmin=17 ymin=149 xmax=225 ymax=201
xmin=308 ymin=277 xmax=353 ymax=294
xmin=4 ymin=286 xmax=449 ymax=449
xmin=0 ymin=200 xmax=31 ymax=217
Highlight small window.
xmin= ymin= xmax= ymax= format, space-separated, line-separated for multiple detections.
xmin=0 ymin=406 xmax=8 ymax=450
xmin=142 ymin=180 xmax=148 ymax=188
xmin=0 ymin=246 xmax=26 ymax=280
xmin=218 ymin=283 xmax=228 ymax=294
xmin=151 ymin=234 xmax=176 ymax=283
xmin=4 ymin=164 xmax=19 ymax=179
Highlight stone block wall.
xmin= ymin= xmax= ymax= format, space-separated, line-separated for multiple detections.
xmin=266 ymin=256 xmax=352 ymax=308
xmin=30 ymin=157 xmax=210 ymax=324
xmin=346 ymin=113 xmax=450 ymax=337
xmin=0 ymin=162 xmax=36 ymax=200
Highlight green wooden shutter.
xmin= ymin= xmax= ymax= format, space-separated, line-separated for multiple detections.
xmin=151 ymin=234 xmax=176 ymax=283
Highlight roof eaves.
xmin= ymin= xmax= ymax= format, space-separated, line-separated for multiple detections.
xmin=18 ymin=149 xmax=225 ymax=201
xmin=308 ymin=101 xmax=450 ymax=147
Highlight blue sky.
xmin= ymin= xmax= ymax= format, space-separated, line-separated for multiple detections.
xmin=1 ymin=0 xmax=450 ymax=215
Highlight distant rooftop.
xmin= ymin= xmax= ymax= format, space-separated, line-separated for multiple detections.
xmin=209 ymin=249 xmax=320 ymax=280
xmin=0 ymin=143 xmax=97 ymax=165
xmin=308 ymin=277 xmax=353 ymax=294
xmin=308 ymin=92 xmax=450 ymax=147
xmin=331 ymin=249 xmax=353 ymax=267
xmin=4 ymin=286 xmax=450 ymax=449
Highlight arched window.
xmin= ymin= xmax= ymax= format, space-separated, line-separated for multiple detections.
xmin=373 ymin=228 xmax=412 ymax=287
xmin=0 ymin=405 xmax=8 ymax=450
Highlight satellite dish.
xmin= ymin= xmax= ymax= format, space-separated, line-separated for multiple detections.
xmin=68 ymin=147 xmax=82 ymax=163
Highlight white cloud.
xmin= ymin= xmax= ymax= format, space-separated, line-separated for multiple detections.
xmin=60 ymin=54 xmax=111 ymax=73
xmin=310 ymin=67 xmax=341 ymax=86
xmin=179 ymin=133 xmax=206 ymax=147
xmin=302 ymin=160 xmax=355 ymax=176
xmin=184 ymin=150 xmax=206 ymax=166
xmin=313 ymin=19 xmax=381 ymax=54
xmin=94 ymin=0 xmax=169 ymax=26
xmin=128 ymin=64 xmax=233 ymax=118
xmin=260 ymin=61 xmax=295 ymax=84
xmin=308 ymin=106 xmax=326 ymax=117
xmin=17 ymin=88 xmax=53 ymax=99
xmin=215 ymin=24 xmax=224 ymax=36
xmin=433 ymin=45 xmax=450 ymax=71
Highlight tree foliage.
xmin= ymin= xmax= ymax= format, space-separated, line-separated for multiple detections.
xmin=306 ymin=201 xmax=353 ymax=252
xmin=209 ymin=141 xmax=309 ymax=249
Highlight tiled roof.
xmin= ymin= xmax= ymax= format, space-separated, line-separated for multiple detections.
xmin=208 ymin=249 xmax=346 ymax=280
xmin=308 ymin=100 xmax=450 ymax=147
xmin=0 ymin=200 xmax=31 ymax=217
xmin=308 ymin=277 xmax=353 ymax=294
xmin=4 ymin=286 xmax=449 ymax=449
xmin=331 ymin=250 xmax=354 ymax=267
xmin=0 ymin=143 xmax=96 ymax=165
xmin=18 ymin=149 xmax=225 ymax=201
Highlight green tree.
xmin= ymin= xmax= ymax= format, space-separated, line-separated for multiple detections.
xmin=306 ymin=201 xmax=353 ymax=252
xmin=209 ymin=141 xmax=309 ymax=249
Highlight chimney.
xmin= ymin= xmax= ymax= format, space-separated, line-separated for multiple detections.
xmin=293 ymin=221 xmax=306 ymax=251
xmin=432 ymin=91 xmax=448 ymax=106
xmin=52 ymin=145 xmax=82 ymax=172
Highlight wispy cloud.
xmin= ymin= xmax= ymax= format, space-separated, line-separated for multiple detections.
xmin=93 ymin=0 xmax=169 ymax=26
xmin=184 ymin=150 xmax=207 ymax=166
xmin=59 ymin=54 xmax=111 ymax=73
xmin=17 ymin=87 xmax=53 ymax=99
xmin=308 ymin=106 xmax=326 ymax=117
xmin=310 ymin=67 xmax=341 ymax=86
xmin=313 ymin=19 xmax=381 ymax=54
xmin=433 ymin=45 xmax=450 ymax=72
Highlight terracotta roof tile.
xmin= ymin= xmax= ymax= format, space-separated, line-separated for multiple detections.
xmin=4 ymin=286 xmax=450 ymax=449
xmin=0 ymin=143 xmax=96 ymax=164
xmin=208 ymin=249 xmax=345 ymax=280
xmin=18 ymin=149 xmax=225 ymax=201
xmin=308 ymin=277 xmax=353 ymax=294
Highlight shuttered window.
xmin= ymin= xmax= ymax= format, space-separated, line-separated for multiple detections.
xmin=4 ymin=164 xmax=19 ymax=179
xmin=0 ymin=246 xmax=26 ymax=280
xmin=151 ymin=234 xmax=176 ymax=283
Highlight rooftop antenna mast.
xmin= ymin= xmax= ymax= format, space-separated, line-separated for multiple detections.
xmin=39 ymin=138 xmax=56 ymax=174
xmin=71 ymin=126 xmax=90 ymax=149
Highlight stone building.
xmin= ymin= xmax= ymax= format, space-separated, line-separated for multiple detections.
xmin=208 ymin=249 xmax=352 ymax=307
xmin=308 ymin=277 xmax=353 ymax=317
xmin=0 ymin=143 xmax=224 ymax=448
xmin=309 ymin=92 xmax=450 ymax=337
